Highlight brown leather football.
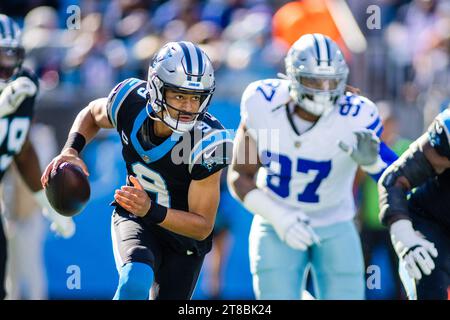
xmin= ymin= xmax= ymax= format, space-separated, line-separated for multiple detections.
xmin=45 ymin=162 xmax=90 ymax=217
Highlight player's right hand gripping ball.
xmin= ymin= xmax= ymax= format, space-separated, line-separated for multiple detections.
xmin=45 ymin=162 xmax=90 ymax=217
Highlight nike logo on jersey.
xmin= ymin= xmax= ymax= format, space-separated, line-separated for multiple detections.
xmin=121 ymin=131 xmax=129 ymax=145
xmin=204 ymin=146 xmax=217 ymax=159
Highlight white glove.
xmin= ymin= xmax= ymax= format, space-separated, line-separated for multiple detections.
xmin=390 ymin=220 xmax=438 ymax=281
xmin=243 ymin=189 xmax=321 ymax=251
xmin=273 ymin=211 xmax=321 ymax=251
xmin=338 ymin=129 xmax=380 ymax=166
xmin=0 ymin=76 xmax=37 ymax=118
xmin=33 ymin=190 xmax=76 ymax=239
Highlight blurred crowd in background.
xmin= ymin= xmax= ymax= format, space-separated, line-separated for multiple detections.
xmin=0 ymin=0 xmax=448 ymax=300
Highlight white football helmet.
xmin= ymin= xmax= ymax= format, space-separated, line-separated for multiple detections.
xmin=0 ymin=14 xmax=24 ymax=90
xmin=285 ymin=33 xmax=349 ymax=116
xmin=146 ymin=41 xmax=215 ymax=133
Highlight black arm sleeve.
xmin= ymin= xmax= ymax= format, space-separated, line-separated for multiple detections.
xmin=378 ymin=140 xmax=436 ymax=226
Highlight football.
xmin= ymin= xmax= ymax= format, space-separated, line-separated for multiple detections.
xmin=45 ymin=162 xmax=91 ymax=217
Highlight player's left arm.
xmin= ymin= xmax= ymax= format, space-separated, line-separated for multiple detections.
xmin=114 ymin=172 xmax=221 ymax=241
xmin=380 ymin=109 xmax=450 ymax=218
xmin=377 ymin=133 xmax=449 ymax=280
xmin=14 ymin=136 xmax=75 ymax=238
xmin=379 ymin=133 xmax=450 ymax=226
xmin=367 ymin=140 xmax=398 ymax=181
xmin=378 ymin=110 xmax=450 ymax=281
xmin=162 ymin=170 xmax=221 ymax=240
xmin=14 ymin=136 xmax=42 ymax=193
xmin=338 ymin=96 xmax=398 ymax=180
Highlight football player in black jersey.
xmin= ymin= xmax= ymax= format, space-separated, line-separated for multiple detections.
xmin=42 ymin=41 xmax=233 ymax=300
xmin=379 ymin=108 xmax=450 ymax=299
xmin=0 ymin=14 xmax=75 ymax=300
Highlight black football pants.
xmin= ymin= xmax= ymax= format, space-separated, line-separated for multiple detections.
xmin=410 ymin=211 xmax=450 ymax=300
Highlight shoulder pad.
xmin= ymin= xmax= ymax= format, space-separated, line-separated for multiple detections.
xmin=428 ymin=109 xmax=450 ymax=159
xmin=195 ymin=113 xmax=225 ymax=132
xmin=338 ymin=93 xmax=383 ymax=137
xmin=188 ymin=125 xmax=234 ymax=179
xmin=240 ymin=79 xmax=290 ymax=130
xmin=107 ymin=78 xmax=146 ymax=127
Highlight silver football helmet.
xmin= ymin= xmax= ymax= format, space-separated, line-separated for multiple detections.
xmin=146 ymin=41 xmax=215 ymax=133
xmin=0 ymin=15 xmax=24 ymax=90
xmin=285 ymin=33 xmax=349 ymax=116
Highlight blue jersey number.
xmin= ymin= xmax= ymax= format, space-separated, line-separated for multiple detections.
xmin=339 ymin=103 xmax=360 ymax=117
xmin=262 ymin=151 xmax=331 ymax=203
xmin=339 ymin=95 xmax=362 ymax=117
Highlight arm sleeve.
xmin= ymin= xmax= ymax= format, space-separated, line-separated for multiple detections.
xmin=378 ymin=140 xmax=436 ymax=226
xmin=346 ymin=95 xmax=395 ymax=180
xmin=368 ymin=141 xmax=398 ymax=181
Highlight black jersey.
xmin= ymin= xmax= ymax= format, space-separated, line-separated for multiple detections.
xmin=409 ymin=170 xmax=450 ymax=232
xmin=106 ymin=78 xmax=233 ymax=256
xmin=409 ymin=110 xmax=450 ymax=232
xmin=0 ymin=68 xmax=39 ymax=182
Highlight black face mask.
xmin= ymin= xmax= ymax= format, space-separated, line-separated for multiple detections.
xmin=0 ymin=46 xmax=24 ymax=81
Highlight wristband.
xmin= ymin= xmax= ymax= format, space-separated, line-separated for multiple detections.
xmin=64 ymin=132 xmax=86 ymax=154
xmin=142 ymin=201 xmax=168 ymax=224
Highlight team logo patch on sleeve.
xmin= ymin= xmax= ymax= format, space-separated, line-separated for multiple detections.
xmin=201 ymin=145 xmax=229 ymax=172
xmin=186 ymin=129 xmax=234 ymax=175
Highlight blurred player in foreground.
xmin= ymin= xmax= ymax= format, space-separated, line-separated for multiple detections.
xmin=228 ymin=33 xmax=397 ymax=299
xmin=0 ymin=14 xmax=74 ymax=300
xmin=42 ymin=41 xmax=233 ymax=299
xmin=379 ymin=107 xmax=450 ymax=300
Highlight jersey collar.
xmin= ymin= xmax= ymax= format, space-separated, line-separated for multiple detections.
xmin=131 ymin=108 xmax=182 ymax=164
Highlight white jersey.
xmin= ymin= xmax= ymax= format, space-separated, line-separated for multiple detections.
xmin=241 ymin=79 xmax=382 ymax=227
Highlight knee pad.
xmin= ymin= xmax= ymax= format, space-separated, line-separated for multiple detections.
xmin=113 ymin=262 xmax=154 ymax=300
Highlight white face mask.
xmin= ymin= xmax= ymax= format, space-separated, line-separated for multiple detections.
xmin=299 ymin=92 xmax=335 ymax=116
xmin=162 ymin=111 xmax=197 ymax=133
